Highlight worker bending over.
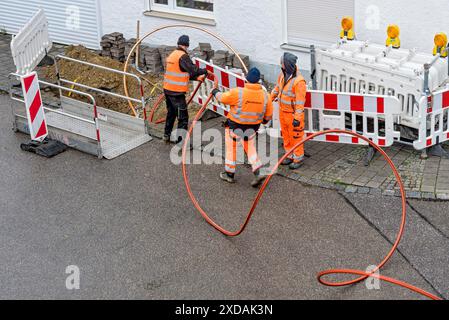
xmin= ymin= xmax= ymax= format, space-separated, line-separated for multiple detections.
xmin=271 ymin=53 xmax=307 ymax=170
xmin=212 ymin=68 xmax=273 ymax=188
xmin=163 ymin=35 xmax=210 ymax=144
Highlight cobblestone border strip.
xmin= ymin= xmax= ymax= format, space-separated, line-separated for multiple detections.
xmin=276 ymin=167 xmax=449 ymax=201
xmin=145 ymin=127 xmax=449 ymax=202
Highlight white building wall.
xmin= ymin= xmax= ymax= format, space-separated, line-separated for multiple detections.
xmin=100 ymin=0 xmax=449 ymax=83
xmin=99 ymin=0 xmax=302 ymax=82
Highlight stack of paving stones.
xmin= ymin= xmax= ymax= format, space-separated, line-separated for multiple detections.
xmin=212 ymin=50 xmax=228 ymax=67
xmin=141 ymin=45 xmax=163 ymax=74
xmin=159 ymin=46 xmax=177 ymax=71
xmin=99 ymin=34 xmax=250 ymax=72
xmin=226 ymin=53 xmax=235 ymax=68
xmin=233 ymin=54 xmax=250 ymax=70
xmin=190 ymin=47 xmax=208 ymax=61
xmin=100 ymin=37 xmax=112 ymax=58
xmin=124 ymin=38 xmax=139 ymax=65
xmin=199 ymin=43 xmax=214 ymax=61
xmin=101 ymin=32 xmax=126 ymax=62
xmin=190 ymin=42 xmax=215 ymax=62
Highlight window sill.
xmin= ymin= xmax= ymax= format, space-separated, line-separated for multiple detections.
xmin=281 ymin=39 xmax=335 ymax=53
xmin=143 ymin=10 xmax=216 ymax=26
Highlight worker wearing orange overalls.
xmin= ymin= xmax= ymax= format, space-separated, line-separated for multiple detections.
xmin=271 ymin=53 xmax=307 ymax=170
xmin=212 ymin=68 xmax=273 ymax=188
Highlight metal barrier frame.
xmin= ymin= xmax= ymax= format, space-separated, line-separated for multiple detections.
xmin=8 ymin=72 xmax=103 ymax=158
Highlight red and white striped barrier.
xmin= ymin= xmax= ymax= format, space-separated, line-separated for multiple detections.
xmin=192 ymin=58 xmax=245 ymax=117
xmin=194 ymin=58 xmax=246 ymax=89
xmin=305 ymin=92 xmax=387 ymax=114
xmin=20 ymin=72 xmax=48 ymax=141
xmin=304 ymin=91 xmax=401 ymax=147
xmin=192 ymin=59 xmax=402 ymax=148
xmin=414 ymin=89 xmax=449 ymax=150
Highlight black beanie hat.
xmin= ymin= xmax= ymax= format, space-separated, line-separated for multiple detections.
xmin=246 ymin=68 xmax=261 ymax=84
xmin=178 ymin=35 xmax=190 ymax=47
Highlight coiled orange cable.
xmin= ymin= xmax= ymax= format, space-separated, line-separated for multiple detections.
xmin=181 ymin=90 xmax=442 ymax=301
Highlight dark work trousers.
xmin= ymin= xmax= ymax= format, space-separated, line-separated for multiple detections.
xmin=164 ymin=93 xmax=189 ymax=143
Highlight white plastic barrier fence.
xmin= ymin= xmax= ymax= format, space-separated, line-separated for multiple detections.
xmin=192 ymin=59 xmax=402 ymax=148
xmin=414 ymin=89 xmax=449 ymax=150
xmin=316 ymin=40 xmax=448 ymax=130
xmin=193 ymin=58 xmax=245 ymax=118
xmin=10 ymin=9 xmax=52 ymax=75
xmin=304 ymin=91 xmax=402 ymax=147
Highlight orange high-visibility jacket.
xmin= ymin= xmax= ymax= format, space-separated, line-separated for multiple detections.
xmin=220 ymin=83 xmax=273 ymax=125
xmin=163 ymin=49 xmax=190 ymax=93
xmin=271 ymin=70 xmax=307 ymax=120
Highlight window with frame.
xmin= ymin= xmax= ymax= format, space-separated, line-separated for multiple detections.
xmin=150 ymin=0 xmax=214 ymax=18
xmin=285 ymin=0 xmax=354 ymax=46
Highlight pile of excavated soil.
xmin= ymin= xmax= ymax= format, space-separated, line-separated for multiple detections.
xmin=39 ymin=45 xmax=164 ymax=115
xmin=38 ymin=45 xmax=210 ymax=121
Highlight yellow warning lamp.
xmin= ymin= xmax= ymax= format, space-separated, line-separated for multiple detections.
xmin=340 ymin=17 xmax=355 ymax=40
xmin=386 ymin=24 xmax=401 ymax=49
xmin=433 ymin=32 xmax=448 ymax=58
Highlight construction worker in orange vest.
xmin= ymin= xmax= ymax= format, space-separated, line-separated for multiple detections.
xmin=212 ymin=68 xmax=273 ymax=188
xmin=163 ymin=35 xmax=211 ymax=144
xmin=271 ymin=53 xmax=307 ymax=170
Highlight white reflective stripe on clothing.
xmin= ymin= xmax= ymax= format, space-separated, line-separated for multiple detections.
xmin=232 ymin=116 xmax=263 ymax=124
xmin=225 ymin=159 xmax=236 ymax=166
xmin=225 ymin=165 xmax=236 ymax=173
xmin=229 ymin=131 xmax=242 ymax=141
xmin=286 ymin=77 xmax=296 ymax=96
xmin=279 ymin=75 xmax=296 ymax=96
xmin=165 ymin=70 xmax=189 ymax=78
xmin=231 ymin=88 xmax=267 ymax=123
xmin=282 ymin=92 xmax=295 ymax=98
xmin=164 ymin=79 xmax=189 ymax=86
xmin=280 ymin=98 xmax=293 ymax=106
xmin=252 ymin=161 xmax=263 ymax=172
xmin=248 ymin=154 xmax=259 ymax=164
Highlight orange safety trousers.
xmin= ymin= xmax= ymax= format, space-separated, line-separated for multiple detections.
xmin=225 ymin=127 xmax=262 ymax=174
xmin=280 ymin=111 xmax=305 ymax=162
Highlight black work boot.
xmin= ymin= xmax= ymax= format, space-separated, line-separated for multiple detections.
xmin=163 ymin=135 xmax=171 ymax=144
xmin=281 ymin=158 xmax=293 ymax=166
xmin=220 ymin=172 xmax=236 ymax=184
xmin=289 ymin=161 xmax=304 ymax=170
xmin=251 ymin=169 xmax=266 ymax=188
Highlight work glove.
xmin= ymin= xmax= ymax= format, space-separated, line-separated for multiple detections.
xmin=197 ymin=75 xmax=206 ymax=82
xmin=212 ymin=88 xmax=221 ymax=97
xmin=263 ymin=120 xmax=273 ymax=127
xmin=213 ymin=76 xmax=219 ymax=89
xmin=293 ymin=119 xmax=301 ymax=128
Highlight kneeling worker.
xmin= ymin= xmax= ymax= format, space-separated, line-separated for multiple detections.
xmin=212 ymin=68 xmax=273 ymax=188
xmin=271 ymin=53 xmax=307 ymax=170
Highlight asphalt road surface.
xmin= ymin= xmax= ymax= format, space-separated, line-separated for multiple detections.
xmin=0 ymin=94 xmax=447 ymax=300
